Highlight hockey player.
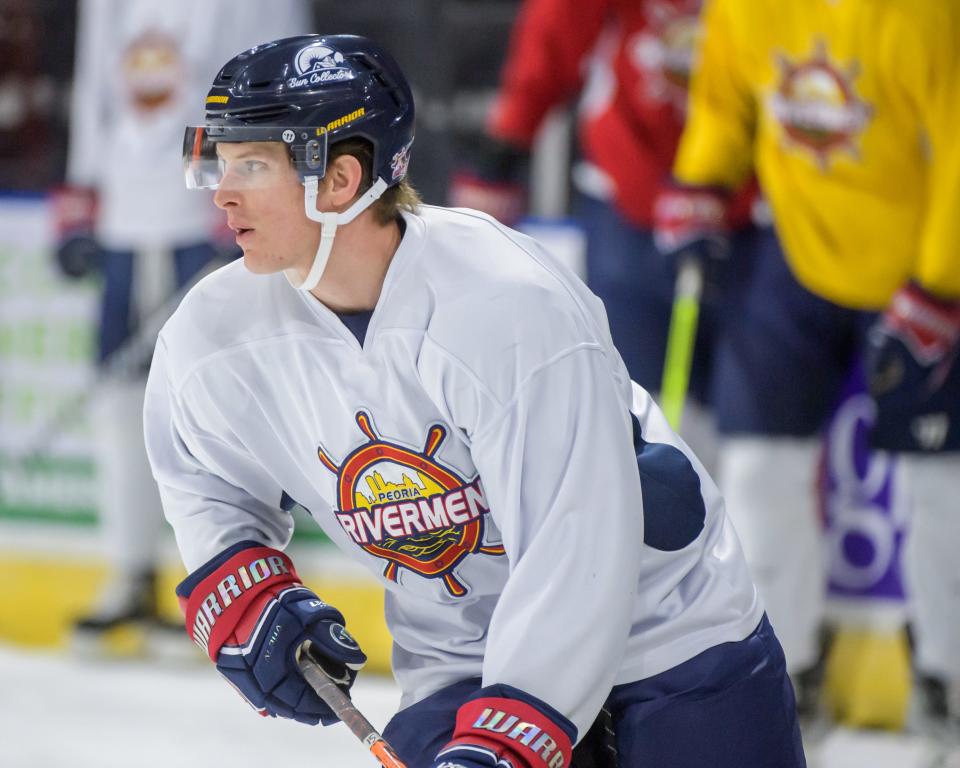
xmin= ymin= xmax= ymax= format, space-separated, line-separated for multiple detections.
xmin=656 ymin=0 xmax=960 ymax=720
xmin=57 ymin=0 xmax=311 ymax=643
xmin=451 ymin=0 xmax=756 ymax=467
xmin=144 ymin=35 xmax=805 ymax=767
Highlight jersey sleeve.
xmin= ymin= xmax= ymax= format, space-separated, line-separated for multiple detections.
xmin=892 ymin=6 xmax=960 ymax=298
xmin=471 ymin=347 xmax=642 ymax=738
xmin=144 ymin=336 xmax=293 ymax=571
xmin=420 ymin=284 xmax=643 ymax=739
xmin=672 ymin=0 xmax=755 ymax=188
xmin=488 ymin=0 xmax=610 ymax=147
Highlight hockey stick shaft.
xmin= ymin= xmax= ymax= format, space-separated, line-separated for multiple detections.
xmin=298 ymin=655 xmax=408 ymax=768
xmin=660 ymin=258 xmax=704 ymax=431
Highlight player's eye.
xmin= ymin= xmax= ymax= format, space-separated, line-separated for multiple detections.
xmin=242 ymin=159 xmax=267 ymax=174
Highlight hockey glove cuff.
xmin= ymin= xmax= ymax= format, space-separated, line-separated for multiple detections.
xmin=177 ymin=541 xmax=366 ymax=725
xmin=50 ymin=185 xmax=101 ymax=279
xmin=867 ymin=282 xmax=960 ymax=403
xmin=432 ymin=685 xmax=576 ymax=768
xmin=449 ymin=135 xmax=529 ymax=226
xmin=653 ymin=182 xmax=730 ymax=261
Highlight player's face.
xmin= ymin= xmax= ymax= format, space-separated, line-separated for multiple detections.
xmin=213 ymin=142 xmax=320 ymax=276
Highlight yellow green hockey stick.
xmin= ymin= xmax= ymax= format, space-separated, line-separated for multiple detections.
xmin=660 ymin=257 xmax=704 ymax=431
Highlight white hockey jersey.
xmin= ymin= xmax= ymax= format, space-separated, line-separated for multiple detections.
xmin=67 ymin=0 xmax=311 ymax=249
xmin=144 ymin=205 xmax=763 ymax=737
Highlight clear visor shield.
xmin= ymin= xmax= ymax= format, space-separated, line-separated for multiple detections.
xmin=182 ymin=126 xmax=329 ymax=190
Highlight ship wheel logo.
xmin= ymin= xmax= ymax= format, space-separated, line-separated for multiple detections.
xmin=318 ymin=411 xmax=505 ymax=597
xmin=768 ymin=39 xmax=872 ymax=168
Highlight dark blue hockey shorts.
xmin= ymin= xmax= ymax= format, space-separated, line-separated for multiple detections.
xmin=98 ymin=242 xmax=219 ymax=363
xmin=382 ymin=614 xmax=806 ymax=768
xmin=711 ymin=226 xmax=960 ymax=452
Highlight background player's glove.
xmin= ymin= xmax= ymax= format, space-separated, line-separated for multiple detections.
xmin=430 ymin=685 xmax=576 ymax=768
xmin=654 ymin=183 xmax=732 ymax=304
xmin=653 ymin=182 xmax=730 ymax=264
xmin=177 ymin=541 xmax=367 ymax=725
xmin=866 ymin=282 xmax=960 ymax=409
xmin=448 ymin=135 xmax=529 ymax=227
xmin=50 ymin=185 xmax=101 ymax=279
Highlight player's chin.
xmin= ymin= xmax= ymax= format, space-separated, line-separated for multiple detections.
xmin=241 ymin=250 xmax=284 ymax=276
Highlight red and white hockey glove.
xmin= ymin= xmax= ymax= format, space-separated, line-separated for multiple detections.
xmin=448 ymin=135 xmax=528 ymax=227
xmin=431 ymin=685 xmax=576 ymax=768
xmin=653 ymin=183 xmax=732 ymax=302
xmin=866 ymin=282 xmax=960 ymax=405
xmin=50 ymin=185 xmax=101 ymax=279
xmin=653 ymin=183 xmax=730 ymax=261
xmin=177 ymin=541 xmax=366 ymax=725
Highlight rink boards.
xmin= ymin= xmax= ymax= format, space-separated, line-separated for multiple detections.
xmin=0 ymin=195 xmax=395 ymax=667
xmin=0 ymin=521 xmax=394 ymax=672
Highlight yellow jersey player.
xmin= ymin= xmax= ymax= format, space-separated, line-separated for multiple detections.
xmin=654 ymin=0 xmax=960 ymax=722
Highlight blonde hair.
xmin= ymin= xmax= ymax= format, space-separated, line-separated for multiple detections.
xmin=327 ymin=138 xmax=421 ymax=225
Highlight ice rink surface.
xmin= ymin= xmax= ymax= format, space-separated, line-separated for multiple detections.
xmin=2 ymin=644 xmax=958 ymax=768
xmin=1 ymin=645 xmax=401 ymax=768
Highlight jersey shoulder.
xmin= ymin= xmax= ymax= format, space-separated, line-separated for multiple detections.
xmin=158 ymin=259 xmax=315 ymax=390
xmin=414 ymin=205 xmax=588 ymax=311
xmin=415 ymin=205 xmax=598 ymax=338
xmin=409 ymin=206 xmax=611 ymax=395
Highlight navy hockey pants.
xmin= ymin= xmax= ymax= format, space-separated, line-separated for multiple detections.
xmin=711 ymin=226 xmax=960 ymax=452
xmin=382 ymin=614 xmax=806 ymax=768
xmin=98 ymin=242 xmax=218 ymax=363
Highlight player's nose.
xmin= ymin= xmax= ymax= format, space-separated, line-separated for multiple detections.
xmin=213 ymin=176 xmax=241 ymax=209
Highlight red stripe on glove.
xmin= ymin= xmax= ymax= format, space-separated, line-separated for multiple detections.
xmin=447 ymin=697 xmax=574 ymax=768
xmin=884 ymin=283 xmax=960 ymax=364
xmin=183 ymin=546 xmax=300 ymax=660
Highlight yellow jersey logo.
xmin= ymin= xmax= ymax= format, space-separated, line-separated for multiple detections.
xmin=768 ymin=39 xmax=871 ymax=168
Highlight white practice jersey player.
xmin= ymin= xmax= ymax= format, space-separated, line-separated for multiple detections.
xmin=144 ymin=205 xmax=762 ymax=736
xmin=68 ymin=0 xmax=311 ymax=250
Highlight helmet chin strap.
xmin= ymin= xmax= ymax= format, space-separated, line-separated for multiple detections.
xmin=285 ymin=175 xmax=390 ymax=292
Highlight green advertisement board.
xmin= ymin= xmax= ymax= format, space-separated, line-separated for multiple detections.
xmin=0 ymin=195 xmax=327 ymax=542
xmin=0 ymin=195 xmax=99 ymax=524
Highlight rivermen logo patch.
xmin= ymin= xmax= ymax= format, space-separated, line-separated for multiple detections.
xmin=768 ymin=39 xmax=872 ymax=168
xmin=318 ymin=412 xmax=505 ymax=597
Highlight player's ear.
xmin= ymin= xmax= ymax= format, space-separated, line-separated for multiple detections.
xmin=324 ymin=154 xmax=364 ymax=207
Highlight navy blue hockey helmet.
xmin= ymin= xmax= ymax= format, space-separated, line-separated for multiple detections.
xmin=184 ymin=34 xmax=415 ymax=190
